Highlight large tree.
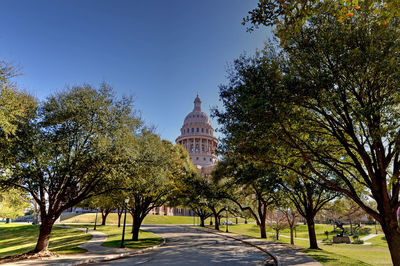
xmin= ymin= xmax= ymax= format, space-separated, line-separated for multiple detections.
xmin=1 ymin=84 xmax=139 ymax=255
xmin=80 ymin=191 xmax=123 ymax=226
xmin=120 ymin=131 xmax=195 ymax=241
xmin=175 ymin=168 xmax=228 ymax=229
xmin=244 ymin=0 xmax=400 ymax=39
xmin=279 ymin=175 xmax=337 ymax=249
xmin=215 ymin=4 xmax=400 ymax=262
xmin=214 ymin=160 xmax=278 ymax=238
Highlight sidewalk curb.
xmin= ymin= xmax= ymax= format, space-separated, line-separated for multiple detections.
xmin=50 ymin=225 xmax=167 ymax=265
xmin=75 ymin=237 xmax=166 ymax=265
xmin=194 ymin=227 xmax=280 ymax=266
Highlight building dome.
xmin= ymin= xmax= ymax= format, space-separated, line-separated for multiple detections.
xmin=176 ymin=95 xmax=218 ymax=174
xmin=183 ymin=95 xmax=212 ymax=127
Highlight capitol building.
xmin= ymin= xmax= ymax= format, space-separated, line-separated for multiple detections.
xmin=176 ymin=95 xmax=218 ymax=176
xmin=150 ymin=95 xmax=218 ymax=216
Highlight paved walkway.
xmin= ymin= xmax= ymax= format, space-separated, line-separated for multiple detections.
xmin=92 ymin=225 xmax=272 ymax=265
xmin=2 ymin=225 xmax=165 ymax=266
xmin=198 ymin=227 xmax=321 ymax=266
xmin=360 ymin=233 xmax=384 ymax=245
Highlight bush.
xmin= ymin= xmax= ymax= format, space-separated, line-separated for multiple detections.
xmin=352 ymin=239 xmax=364 ymax=244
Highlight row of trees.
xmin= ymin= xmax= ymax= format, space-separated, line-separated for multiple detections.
xmin=211 ymin=0 xmax=400 ymax=264
xmin=0 ymin=69 xmax=197 ymax=255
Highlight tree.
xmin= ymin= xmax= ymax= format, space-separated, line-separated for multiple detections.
xmin=204 ymin=182 xmax=229 ymax=231
xmin=214 ymin=160 xmax=278 ymax=238
xmin=267 ymin=209 xmax=288 ymax=240
xmin=0 ymin=189 xmax=30 ymax=220
xmin=120 ymin=131 xmax=194 ymax=240
xmin=0 ymin=60 xmax=36 ymax=139
xmin=80 ymin=191 xmax=123 ymax=226
xmin=281 ymin=176 xmax=336 ymax=249
xmin=329 ymin=198 xmax=365 ymax=235
xmin=215 ymin=5 xmax=400 ymax=262
xmin=173 ymin=169 xmax=212 ymax=227
xmin=243 ymin=0 xmax=400 ymax=40
xmin=277 ymin=198 xmax=298 ymax=245
xmin=1 ymin=84 xmax=139 ymax=255
xmin=175 ymin=166 xmax=229 ymax=229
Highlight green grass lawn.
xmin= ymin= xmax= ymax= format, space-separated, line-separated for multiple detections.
xmin=0 ymin=223 xmax=92 ymax=258
xmin=215 ymin=223 xmax=391 ymax=266
xmin=63 ymin=224 xmax=163 ymax=249
xmin=61 ymin=212 xmax=250 ymax=225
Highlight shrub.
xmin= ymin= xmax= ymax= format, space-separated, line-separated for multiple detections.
xmin=352 ymin=239 xmax=364 ymax=244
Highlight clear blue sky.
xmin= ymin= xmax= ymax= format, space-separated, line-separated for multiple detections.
xmin=0 ymin=0 xmax=270 ymax=142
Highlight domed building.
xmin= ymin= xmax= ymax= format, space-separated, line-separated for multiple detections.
xmin=149 ymin=95 xmax=218 ymax=217
xmin=176 ymin=95 xmax=218 ymax=175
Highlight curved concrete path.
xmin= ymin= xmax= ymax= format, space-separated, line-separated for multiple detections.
xmin=198 ymin=227 xmax=321 ymax=266
xmin=91 ymin=225 xmax=272 ymax=265
xmin=3 ymin=225 xmax=322 ymax=266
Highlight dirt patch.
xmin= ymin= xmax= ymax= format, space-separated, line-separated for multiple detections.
xmin=0 ymin=250 xmax=58 ymax=264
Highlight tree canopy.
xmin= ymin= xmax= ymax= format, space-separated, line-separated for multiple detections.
xmin=1 ymin=83 xmax=140 ymax=254
xmin=216 ymin=3 xmax=400 ymax=262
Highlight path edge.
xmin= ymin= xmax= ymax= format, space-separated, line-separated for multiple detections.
xmin=76 ymin=237 xmax=167 ymax=265
xmin=194 ymin=226 xmax=280 ymax=266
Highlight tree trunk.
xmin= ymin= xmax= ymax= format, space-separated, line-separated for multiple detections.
xmin=214 ymin=213 xmax=220 ymax=230
xmin=132 ymin=217 xmax=142 ymax=241
xmin=276 ymin=230 xmax=279 ymax=240
xmin=380 ymin=218 xmax=400 ymax=265
xmin=131 ymin=213 xmax=135 ymax=233
xmin=306 ymin=217 xmax=319 ymax=249
xmin=290 ymin=226 xmax=294 ymax=245
xmin=260 ymin=221 xmax=267 ymax=239
xmin=349 ymin=219 xmax=353 ymax=235
xmin=101 ymin=211 xmax=108 ymax=226
xmin=117 ymin=211 xmax=122 ymax=227
xmin=200 ymin=216 xmax=205 ymax=227
xmin=34 ymin=218 xmax=54 ymax=253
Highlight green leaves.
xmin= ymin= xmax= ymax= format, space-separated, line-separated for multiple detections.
xmin=0 ymin=189 xmax=30 ymax=220
xmin=244 ymin=0 xmax=400 ymax=41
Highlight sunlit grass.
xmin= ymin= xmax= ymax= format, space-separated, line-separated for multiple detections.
xmin=214 ymin=223 xmax=391 ymax=266
xmin=63 ymin=224 xmax=163 ymax=249
xmin=61 ymin=212 xmax=251 ymax=225
xmin=0 ymin=223 xmax=92 ymax=258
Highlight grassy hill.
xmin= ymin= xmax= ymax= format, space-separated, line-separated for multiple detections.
xmin=60 ymin=213 xmax=249 ymax=225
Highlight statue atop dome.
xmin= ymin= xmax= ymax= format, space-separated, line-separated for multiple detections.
xmin=193 ymin=94 xmax=202 ymax=111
